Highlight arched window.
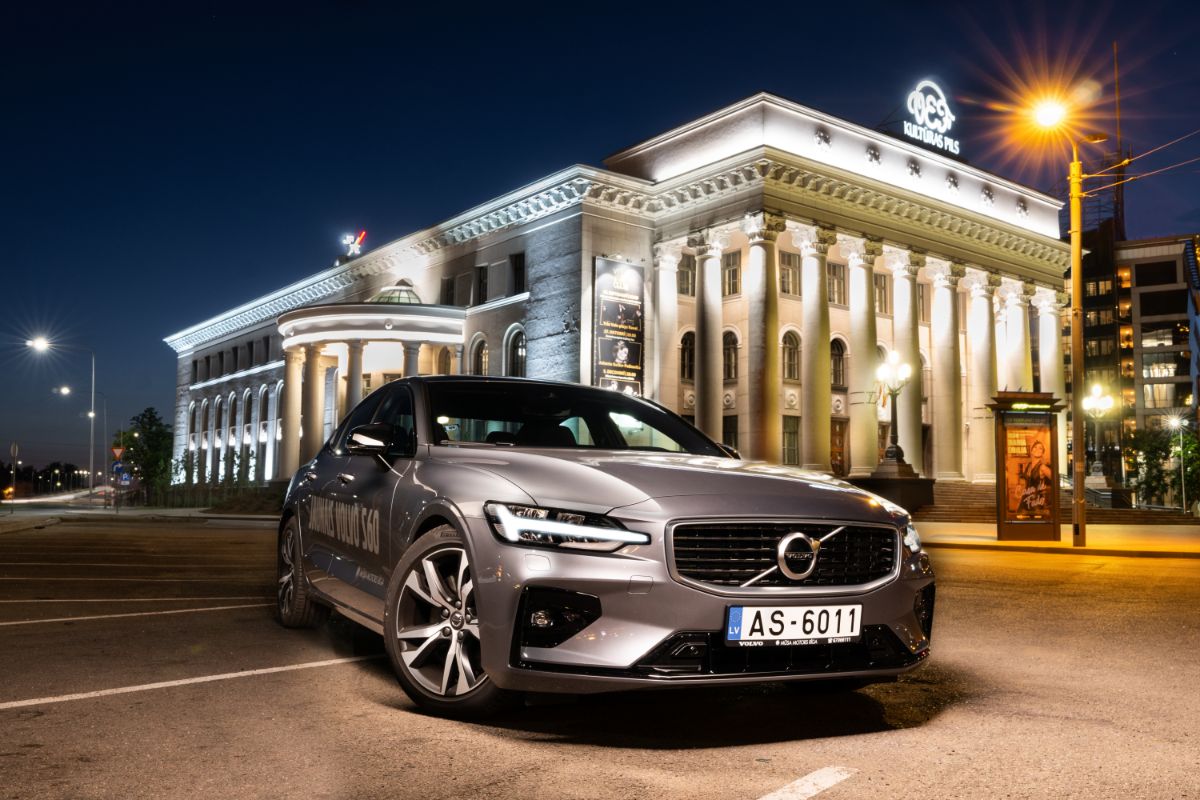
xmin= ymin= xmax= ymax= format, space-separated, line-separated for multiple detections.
xmin=680 ymin=332 xmax=695 ymax=381
xmin=437 ymin=347 xmax=452 ymax=375
xmin=831 ymin=339 xmax=846 ymax=388
xmin=472 ymin=340 xmax=489 ymax=375
xmin=507 ymin=331 xmax=526 ymax=377
xmin=782 ymin=332 xmax=800 ymax=381
xmin=723 ymin=331 xmax=739 ymax=381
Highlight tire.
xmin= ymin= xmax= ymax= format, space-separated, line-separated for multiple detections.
xmin=276 ymin=517 xmax=328 ymax=628
xmin=383 ymin=525 xmax=519 ymax=718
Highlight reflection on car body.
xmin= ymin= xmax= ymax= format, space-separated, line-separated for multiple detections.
xmin=276 ymin=376 xmax=935 ymax=718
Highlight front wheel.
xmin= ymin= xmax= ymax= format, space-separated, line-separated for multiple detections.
xmin=383 ymin=526 xmax=518 ymax=718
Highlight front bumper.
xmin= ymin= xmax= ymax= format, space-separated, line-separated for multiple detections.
xmin=465 ymin=514 xmax=935 ymax=694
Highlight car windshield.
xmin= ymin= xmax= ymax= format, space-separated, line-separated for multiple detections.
xmin=425 ymin=381 xmax=725 ymax=456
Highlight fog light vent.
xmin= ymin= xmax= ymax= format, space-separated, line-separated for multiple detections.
xmin=518 ymin=587 xmax=601 ymax=649
xmin=914 ymin=584 xmax=936 ymax=638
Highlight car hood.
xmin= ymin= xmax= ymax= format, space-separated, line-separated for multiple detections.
xmin=432 ymin=447 xmax=904 ymax=524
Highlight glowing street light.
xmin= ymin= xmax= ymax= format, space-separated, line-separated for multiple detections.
xmin=1081 ymin=384 xmax=1114 ymax=475
xmin=1032 ymin=97 xmax=1109 ymax=547
xmin=876 ymin=351 xmax=914 ymax=471
xmin=28 ymin=337 xmax=96 ymax=497
xmin=1167 ymin=416 xmax=1188 ymax=514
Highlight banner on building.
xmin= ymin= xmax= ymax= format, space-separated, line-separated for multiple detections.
xmin=593 ymin=258 xmax=644 ymax=396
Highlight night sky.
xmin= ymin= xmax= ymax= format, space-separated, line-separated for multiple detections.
xmin=2 ymin=1 xmax=1197 ymax=467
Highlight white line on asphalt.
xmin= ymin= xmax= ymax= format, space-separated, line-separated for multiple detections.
xmin=0 ymin=603 xmax=271 ymax=627
xmin=0 ymin=655 xmax=383 ymax=711
xmin=756 ymin=767 xmax=858 ymax=800
xmin=0 ymin=596 xmax=267 ymax=603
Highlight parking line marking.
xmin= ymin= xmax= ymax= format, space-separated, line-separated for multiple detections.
xmin=756 ymin=767 xmax=858 ymax=800
xmin=0 ymin=655 xmax=383 ymax=711
xmin=0 ymin=603 xmax=271 ymax=627
xmin=0 ymin=596 xmax=267 ymax=603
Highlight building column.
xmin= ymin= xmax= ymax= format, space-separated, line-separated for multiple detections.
xmin=688 ymin=230 xmax=727 ymax=440
xmin=300 ymin=343 xmax=325 ymax=463
xmin=845 ymin=235 xmax=881 ymax=477
xmin=1004 ymin=281 xmax=1034 ymax=391
xmin=891 ymin=249 xmax=925 ymax=476
xmin=966 ymin=272 xmax=999 ymax=482
xmin=744 ymin=212 xmax=784 ymax=462
xmin=403 ymin=342 xmax=421 ymax=378
xmin=652 ymin=243 xmax=681 ymax=403
xmin=793 ymin=223 xmax=836 ymax=472
xmin=346 ymin=340 xmax=364 ymax=410
xmin=278 ymin=347 xmax=304 ymax=480
xmin=1034 ymin=290 xmax=1069 ymax=476
xmin=931 ymin=261 xmax=965 ymax=480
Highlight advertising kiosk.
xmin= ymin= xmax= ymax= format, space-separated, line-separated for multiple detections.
xmin=988 ymin=392 xmax=1065 ymax=541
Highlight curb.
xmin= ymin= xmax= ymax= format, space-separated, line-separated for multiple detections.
xmin=924 ymin=541 xmax=1200 ymax=559
xmin=0 ymin=517 xmax=62 ymax=536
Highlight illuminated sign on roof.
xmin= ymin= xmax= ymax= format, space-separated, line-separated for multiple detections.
xmin=903 ymin=80 xmax=960 ymax=156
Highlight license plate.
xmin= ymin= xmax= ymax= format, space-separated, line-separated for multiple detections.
xmin=726 ymin=605 xmax=862 ymax=647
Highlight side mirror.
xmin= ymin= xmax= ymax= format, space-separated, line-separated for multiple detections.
xmin=718 ymin=443 xmax=741 ymax=460
xmin=346 ymin=423 xmax=393 ymax=455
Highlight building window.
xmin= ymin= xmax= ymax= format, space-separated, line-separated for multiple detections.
xmin=831 ymin=339 xmax=846 ymax=388
xmin=780 ymin=252 xmax=801 ymax=296
xmin=680 ymin=332 xmax=695 ymax=382
xmin=437 ymin=348 xmax=452 ymax=375
xmin=1085 ymin=309 xmax=1116 ymax=326
xmin=507 ymin=331 xmax=526 ymax=377
xmin=722 ymin=415 xmax=739 ymax=450
xmin=722 ymin=251 xmax=741 ymax=296
xmin=827 ymin=263 xmax=847 ymax=305
xmin=782 ymin=416 xmax=800 ymax=465
xmin=874 ymin=273 xmax=892 ymax=314
xmin=191 ymin=360 xmax=200 ymax=384
xmin=723 ymin=331 xmax=739 ymax=381
xmin=917 ymin=283 xmax=930 ymax=323
xmin=782 ymin=332 xmax=801 ymax=381
xmin=440 ymin=277 xmax=455 ymax=305
xmin=678 ymin=255 xmax=696 ymax=297
xmin=510 ymin=253 xmax=526 ymax=294
xmin=1085 ymin=338 xmax=1115 ymax=357
xmin=474 ymin=266 xmax=488 ymax=306
xmin=471 ymin=340 xmax=489 ymax=375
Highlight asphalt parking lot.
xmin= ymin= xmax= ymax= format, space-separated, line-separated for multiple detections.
xmin=2 ymin=518 xmax=1199 ymax=800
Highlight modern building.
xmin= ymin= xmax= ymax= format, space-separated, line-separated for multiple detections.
xmin=164 ymin=90 xmax=1072 ymax=487
xmin=1077 ymin=225 xmax=1197 ymax=480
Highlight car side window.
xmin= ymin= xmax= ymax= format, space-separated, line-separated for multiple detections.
xmin=373 ymin=385 xmax=416 ymax=457
xmin=331 ymin=390 xmax=387 ymax=455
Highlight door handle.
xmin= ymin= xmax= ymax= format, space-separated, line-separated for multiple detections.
xmin=337 ymin=473 xmax=355 ymax=484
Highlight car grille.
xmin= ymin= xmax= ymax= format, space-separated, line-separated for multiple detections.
xmin=670 ymin=521 xmax=899 ymax=588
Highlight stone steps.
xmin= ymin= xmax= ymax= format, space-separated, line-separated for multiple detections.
xmin=911 ymin=482 xmax=1197 ymax=525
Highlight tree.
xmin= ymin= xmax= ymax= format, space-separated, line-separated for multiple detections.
xmin=116 ymin=408 xmax=173 ymax=497
xmin=1125 ymin=427 xmax=1172 ymax=506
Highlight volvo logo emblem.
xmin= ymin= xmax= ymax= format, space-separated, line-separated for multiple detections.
xmin=777 ymin=532 xmax=821 ymax=581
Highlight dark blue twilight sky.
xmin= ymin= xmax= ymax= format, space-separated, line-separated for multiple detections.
xmin=1 ymin=1 xmax=1197 ymax=465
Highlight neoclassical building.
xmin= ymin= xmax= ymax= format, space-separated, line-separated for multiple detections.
xmin=164 ymin=91 xmax=1070 ymax=486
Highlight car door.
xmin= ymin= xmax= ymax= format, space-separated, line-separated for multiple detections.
xmin=320 ymin=382 xmax=416 ymax=617
xmin=301 ymin=388 xmax=387 ymax=608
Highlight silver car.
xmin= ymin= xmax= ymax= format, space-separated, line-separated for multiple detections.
xmin=277 ymin=376 xmax=935 ymax=717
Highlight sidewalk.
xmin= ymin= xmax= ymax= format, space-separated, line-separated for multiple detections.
xmin=920 ymin=521 xmax=1200 ymax=558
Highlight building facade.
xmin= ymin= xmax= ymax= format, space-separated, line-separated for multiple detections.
xmin=164 ymin=92 xmax=1071 ymax=486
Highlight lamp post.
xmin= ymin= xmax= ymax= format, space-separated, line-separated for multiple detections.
xmin=1168 ymin=416 xmax=1187 ymax=514
xmin=1081 ymin=384 xmax=1114 ymax=475
xmin=874 ymin=351 xmax=916 ymax=476
xmin=1031 ymin=102 xmax=1108 ymax=547
xmin=28 ymin=337 xmax=96 ymax=500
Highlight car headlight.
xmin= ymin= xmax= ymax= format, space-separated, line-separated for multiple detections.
xmin=904 ymin=522 xmax=922 ymax=553
xmin=484 ymin=502 xmax=649 ymax=552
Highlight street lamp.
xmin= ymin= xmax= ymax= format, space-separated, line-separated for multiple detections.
xmin=1167 ymin=416 xmax=1188 ymax=514
xmin=1032 ymin=101 xmax=1108 ymax=547
xmin=1081 ymin=384 xmax=1114 ymax=474
xmin=874 ymin=351 xmax=916 ymax=476
xmin=28 ymin=338 xmax=96 ymax=500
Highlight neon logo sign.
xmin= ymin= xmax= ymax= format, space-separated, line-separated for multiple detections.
xmin=903 ymin=80 xmax=960 ymax=155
